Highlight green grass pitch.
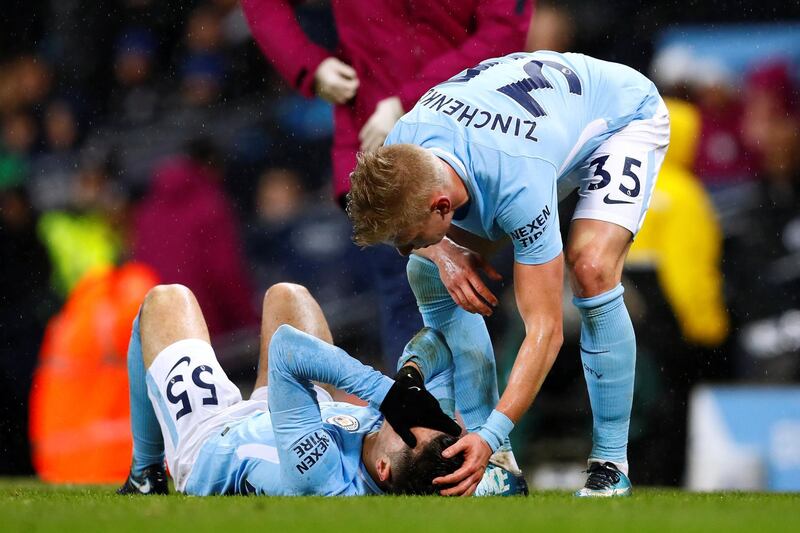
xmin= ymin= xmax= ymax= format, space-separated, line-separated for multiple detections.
xmin=2 ymin=480 xmax=799 ymax=532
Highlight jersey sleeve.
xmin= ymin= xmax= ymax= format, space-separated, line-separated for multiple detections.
xmin=267 ymin=325 xmax=393 ymax=495
xmin=494 ymin=157 xmax=563 ymax=265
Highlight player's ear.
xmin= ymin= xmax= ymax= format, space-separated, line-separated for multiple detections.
xmin=431 ymin=196 xmax=451 ymax=216
xmin=376 ymin=457 xmax=391 ymax=483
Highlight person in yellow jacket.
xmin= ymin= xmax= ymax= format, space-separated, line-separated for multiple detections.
xmin=627 ymin=98 xmax=729 ymax=347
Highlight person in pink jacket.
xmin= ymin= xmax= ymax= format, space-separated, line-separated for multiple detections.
xmin=242 ymin=0 xmax=533 ymax=368
xmin=133 ymin=145 xmax=259 ymax=338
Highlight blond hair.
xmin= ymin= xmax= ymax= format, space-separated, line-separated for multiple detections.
xmin=347 ymin=144 xmax=442 ymax=246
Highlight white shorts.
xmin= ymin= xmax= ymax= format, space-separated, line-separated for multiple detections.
xmin=559 ymin=100 xmax=670 ymax=235
xmin=145 ymin=339 xmax=332 ymax=491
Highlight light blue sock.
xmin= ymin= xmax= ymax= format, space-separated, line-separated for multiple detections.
xmin=406 ymin=256 xmax=511 ymax=451
xmin=127 ymin=313 xmax=165 ymax=475
xmin=396 ymin=329 xmax=456 ymax=419
xmin=574 ymin=284 xmax=635 ymax=465
xmin=425 ymin=364 xmax=457 ymax=419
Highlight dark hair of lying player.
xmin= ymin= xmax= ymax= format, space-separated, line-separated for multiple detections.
xmin=386 ymin=434 xmax=464 ymax=495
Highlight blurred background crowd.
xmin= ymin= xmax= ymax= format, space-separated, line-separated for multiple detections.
xmin=1 ymin=0 xmax=799 ymax=489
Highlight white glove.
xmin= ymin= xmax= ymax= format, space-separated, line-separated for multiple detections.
xmin=314 ymin=57 xmax=359 ymax=104
xmin=359 ymin=96 xmax=405 ymax=152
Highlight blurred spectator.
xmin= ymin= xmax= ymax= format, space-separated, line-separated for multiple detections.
xmin=525 ymin=1 xmax=574 ymax=53
xmin=176 ymin=5 xmax=228 ymax=108
xmin=29 ymin=262 xmax=158 ymax=483
xmin=43 ymin=99 xmax=79 ymax=151
xmin=0 ymin=111 xmax=37 ymax=199
xmin=741 ymin=61 xmax=798 ymax=165
xmin=7 ymin=55 xmax=52 ymax=112
xmin=255 ymin=167 xmax=305 ymax=225
xmin=248 ymin=167 xmax=309 ymax=289
xmin=180 ymin=53 xmax=225 ymax=107
xmin=30 ymin=99 xmax=83 ymax=210
xmin=185 ymin=5 xmax=224 ymax=54
xmin=691 ymin=64 xmax=756 ymax=189
xmin=108 ymin=28 xmax=161 ymax=126
xmin=2 ymin=111 xmax=38 ymax=156
xmin=132 ymin=140 xmax=258 ymax=337
xmin=0 ymin=179 xmax=54 ymax=475
xmin=37 ymin=165 xmax=122 ymax=297
xmin=246 ymin=165 xmax=375 ymax=357
xmin=724 ymin=66 xmax=800 ymax=381
xmin=247 ymin=166 xmax=367 ymax=300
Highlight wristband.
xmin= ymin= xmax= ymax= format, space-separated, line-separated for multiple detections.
xmin=476 ymin=409 xmax=514 ymax=453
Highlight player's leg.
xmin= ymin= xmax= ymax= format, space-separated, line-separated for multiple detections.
xmin=119 ymin=309 xmax=169 ymax=495
xmin=140 ymin=284 xmax=248 ymax=493
xmin=406 ymin=255 xmax=519 ymax=470
xmin=119 ymin=284 xmax=211 ymax=495
xmin=567 ymin=100 xmax=669 ymax=496
xmin=253 ymin=283 xmax=334 ymax=397
xmin=140 ymin=284 xmax=211 ymax=366
xmin=566 ymin=220 xmax=636 ymax=484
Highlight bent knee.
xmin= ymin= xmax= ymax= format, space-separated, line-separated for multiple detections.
xmin=143 ymin=284 xmax=194 ymax=310
xmin=566 ymin=249 xmax=619 ymax=297
xmin=262 ymin=282 xmax=310 ymax=309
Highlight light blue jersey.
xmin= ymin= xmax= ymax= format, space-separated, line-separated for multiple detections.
xmin=184 ymin=325 xmax=393 ymax=496
xmin=384 ymin=51 xmax=663 ymax=265
xmin=185 ymin=401 xmax=385 ymax=496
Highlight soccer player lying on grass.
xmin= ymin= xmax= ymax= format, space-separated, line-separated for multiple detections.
xmin=118 ymin=282 xmax=468 ymax=496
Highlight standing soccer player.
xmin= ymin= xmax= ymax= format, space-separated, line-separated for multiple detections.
xmin=347 ymin=51 xmax=670 ymax=496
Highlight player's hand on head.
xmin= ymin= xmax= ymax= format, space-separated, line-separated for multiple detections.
xmin=433 ymin=432 xmax=491 ymax=496
xmin=359 ymin=96 xmax=404 ymax=152
xmin=431 ymin=240 xmax=502 ymax=316
xmin=314 ymin=57 xmax=359 ymax=104
xmin=380 ymin=366 xmax=461 ymax=448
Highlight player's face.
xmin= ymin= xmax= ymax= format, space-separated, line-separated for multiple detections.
xmin=393 ymin=211 xmax=452 ymax=257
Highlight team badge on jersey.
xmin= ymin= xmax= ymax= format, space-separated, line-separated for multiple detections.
xmin=325 ymin=414 xmax=360 ymax=432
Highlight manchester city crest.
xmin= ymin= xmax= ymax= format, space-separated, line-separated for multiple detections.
xmin=325 ymin=414 xmax=360 ymax=432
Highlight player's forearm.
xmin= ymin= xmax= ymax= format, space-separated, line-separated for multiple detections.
xmin=268 ymin=325 xmax=393 ymax=409
xmin=496 ymin=319 xmax=563 ymax=423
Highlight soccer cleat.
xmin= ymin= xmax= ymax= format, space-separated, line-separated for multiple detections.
xmin=574 ymin=461 xmax=632 ymax=497
xmin=474 ymin=462 xmax=529 ymax=496
xmin=117 ymin=464 xmax=169 ymax=495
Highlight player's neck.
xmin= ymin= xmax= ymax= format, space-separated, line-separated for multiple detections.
xmin=439 ymin=159 xmax=469 ymax=210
